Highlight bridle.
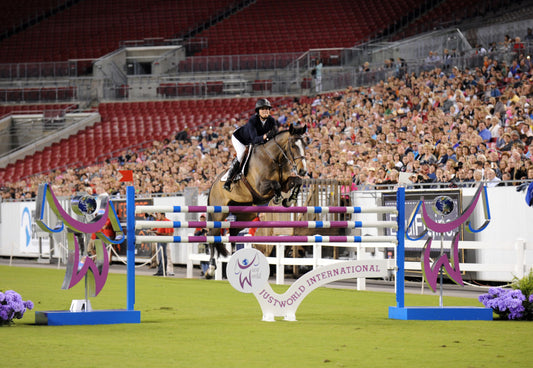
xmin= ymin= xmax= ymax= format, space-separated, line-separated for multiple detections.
xmin=263 ymin=133 xmax=306 ymax=176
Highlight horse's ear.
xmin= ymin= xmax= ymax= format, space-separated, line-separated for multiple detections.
xmin=289 ymin=123 xmax=306 ymax=135
xmin=295 ymin=124 xmax=307 ymax=135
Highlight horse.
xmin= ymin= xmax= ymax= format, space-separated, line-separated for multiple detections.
xmin=205 ymin=124 xmax=308 ymax=277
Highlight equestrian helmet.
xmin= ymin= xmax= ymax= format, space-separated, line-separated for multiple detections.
xmin=255 ymin=98 xmax=272 ymax=112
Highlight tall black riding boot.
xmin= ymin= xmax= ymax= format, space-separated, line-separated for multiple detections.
xmin=223 ymin=158 xmax=240 ymax=191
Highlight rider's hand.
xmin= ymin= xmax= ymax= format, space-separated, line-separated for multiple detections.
xmin=266 ymin=129 xmax=276 ymax=140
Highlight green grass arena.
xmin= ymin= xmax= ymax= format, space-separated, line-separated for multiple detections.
xmin=1 ymin=264 xmax=532 ymax=368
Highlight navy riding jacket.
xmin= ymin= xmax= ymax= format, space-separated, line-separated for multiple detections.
xmin=233 ymin=114 xmax=279 ymax=145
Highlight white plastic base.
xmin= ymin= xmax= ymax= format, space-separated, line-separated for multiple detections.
xmin=70 ymin=299 xmax=92 ymax=312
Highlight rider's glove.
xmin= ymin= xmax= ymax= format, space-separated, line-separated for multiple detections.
xmin=266 ymin=129 xmax=276 ymax=140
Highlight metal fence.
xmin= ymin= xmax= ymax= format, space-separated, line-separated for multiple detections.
xmin=0 ymin=60 xmax=98 ymax=80
xmin=0 ymin=86 xmax=77 ymax=103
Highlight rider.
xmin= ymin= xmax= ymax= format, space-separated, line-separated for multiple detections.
xmin=224 ymin=98 xmax=279 ymax=191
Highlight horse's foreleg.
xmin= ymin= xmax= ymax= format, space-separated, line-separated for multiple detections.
xmin=273 ymin=181 xmax=283 ymax=204
xmin=259 ymin=180 xmax=283 ymax=204
xmin=282 ymin=177 xmax=303 ymax=207
xmin=283 ymin=184 xmax=301 ymax=207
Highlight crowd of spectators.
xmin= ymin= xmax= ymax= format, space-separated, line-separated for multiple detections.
xmin=2 ymin=46 xmax=533 ymax=200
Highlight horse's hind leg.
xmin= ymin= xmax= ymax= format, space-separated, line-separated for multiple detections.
xmin=206 ymin=216 xmax=223 ymax=279
xmin=206 ymin=244 xmax=216 ymax=279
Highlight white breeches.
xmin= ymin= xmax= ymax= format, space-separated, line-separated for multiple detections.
xmin=232 ymin=135 xmax=246 ymax=162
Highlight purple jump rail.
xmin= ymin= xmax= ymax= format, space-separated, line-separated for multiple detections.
xmin=135 ymin=205 xmax=396 ymax=215
xmin=135 ymin=235 xmax=397 ymax=244
xmin=135 ymin=220 xmax=398 ymax=230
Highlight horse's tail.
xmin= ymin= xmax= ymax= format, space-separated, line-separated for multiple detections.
xmin=214 ymin=242 xmax=229 ymax=257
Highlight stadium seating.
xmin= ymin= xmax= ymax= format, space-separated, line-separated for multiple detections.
xmin=0 ymin=0 xmax=61 ymax=35
xmin=0 ymin=0 xmax=436 ymax=63
xmin=192 ymin=0 xmax=426 ymax=56
xmin=0 ymin=0 xmax=513 ymax=64
xmin=0 ymin=0 xmax=238 ymax=63
xmin=392 ymin=0 xmax=487 ymax=40
xmin=0 ymin=97 xmax=291 ymax=182
xmin=0 ymin=0 xmax=517 ymax=184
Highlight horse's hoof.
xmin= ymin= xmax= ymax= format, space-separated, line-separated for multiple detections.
xmin=272 ymin=196 xmax=282 ymax=205
xmin=205 ymin=265 xmax=216 ymax=279
xmin=282 ymin=198 xmax=293 ymax=207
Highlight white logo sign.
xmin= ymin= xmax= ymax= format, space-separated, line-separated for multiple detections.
xmin=226 ymin=248 xmax=270 ymax=294
xmin=227 ymin=249 xmax=390 ymax=321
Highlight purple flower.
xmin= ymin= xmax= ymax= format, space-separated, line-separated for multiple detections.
xmin=506 ymin=290 xmax=526 ymax=319
xmin=12 ymin=300 xmax=24 ymax=313
xmin=0 ymin=303 xmax=14 ymax=321
xmin=479 ymin=287 xmax=527 ymax=320
xmin=0 ymin=306 xmax=9 ymax=321
xmin=0 ymin=290 xmax=33 ymax=325
xmin=5 ymin=290 xmax=22 ymax=303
